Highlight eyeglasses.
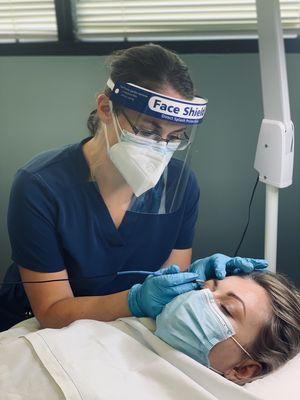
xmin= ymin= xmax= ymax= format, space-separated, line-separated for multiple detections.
xmin=121 ymin=110 xmax=191 ymax=150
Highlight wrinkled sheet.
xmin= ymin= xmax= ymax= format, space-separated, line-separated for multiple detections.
xmin=0 ymin=317 xmax=264 ymax=400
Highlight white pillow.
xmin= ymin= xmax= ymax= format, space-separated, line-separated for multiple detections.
xmin=139 ymin=317 xmax=300 ymax=400
xmin=244 ymin=352 xmax=300 ymax=400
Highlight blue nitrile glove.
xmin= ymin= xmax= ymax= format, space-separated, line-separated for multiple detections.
xmin=188 ymin=253 xmax=268 ymax=280
xmin=128 ymin=265 xmax=199 ymax=318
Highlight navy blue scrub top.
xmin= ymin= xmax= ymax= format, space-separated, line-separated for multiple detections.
xmin=0 ymin=137 xmax=200 ymax=331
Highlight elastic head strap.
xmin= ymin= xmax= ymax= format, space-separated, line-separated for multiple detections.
xmin=106 ymin=78 xmax=115 ymax=90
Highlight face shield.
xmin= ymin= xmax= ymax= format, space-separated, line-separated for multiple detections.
xmin=104 ymin=78 xmax=207 ymax=215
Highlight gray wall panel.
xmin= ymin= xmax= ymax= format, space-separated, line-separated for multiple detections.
xmin=0 ymin=53 xmax=299 ymax=286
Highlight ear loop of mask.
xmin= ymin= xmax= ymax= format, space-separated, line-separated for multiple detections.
xmin=209 ymin=336 xmax=253 ymax=377
xmin=114 ymin=110 xmax=126 ymax=138
xmin=230 ymin=336 xmax=253 ymax=360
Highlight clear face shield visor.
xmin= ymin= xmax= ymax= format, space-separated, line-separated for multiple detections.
xmin=105 ymin=79 xmax=207 ymax=215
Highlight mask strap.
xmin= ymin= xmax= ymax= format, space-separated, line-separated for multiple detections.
xmin=230 ymin=336 xmax=253 ymax=360
xmin=109 ymin=101 xmax=122 ymax=144
xmin=209 ymin=338 xmax=253 ymax=377
xmin=103 ymin=100 xmax=121 ymax=152
xmin=106 ymin=78 xmax=115 ymax=90
xmin=103 ymin=122 xmax=110 ymax=153
xmin=114 ymin=115 xmax=123 ymax=141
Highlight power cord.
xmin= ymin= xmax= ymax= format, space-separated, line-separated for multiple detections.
xmin=234 ymin=175 xmax=260 ymax=257
xmin=1 ymin=177 xmax=260 ymax=286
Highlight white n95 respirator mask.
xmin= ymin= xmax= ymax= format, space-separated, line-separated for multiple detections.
xmin=104 ymin=113 xmax=178 ymax=197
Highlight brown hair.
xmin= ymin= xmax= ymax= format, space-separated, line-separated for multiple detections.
xmin=247 ymin=272 xmax=300 ymax=375
xmin=87 ymin=43 xmax=195 ymax=135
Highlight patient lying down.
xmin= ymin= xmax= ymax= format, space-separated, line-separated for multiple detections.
xmin=155 ymin=272 xmax=300 ymax=385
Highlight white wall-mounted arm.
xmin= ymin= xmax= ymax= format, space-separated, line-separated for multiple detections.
xmin=254 ymin=0 xmax=294 ymax=271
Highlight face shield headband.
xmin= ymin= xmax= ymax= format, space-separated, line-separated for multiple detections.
xmin=102 ymin=79 xmax=207 ymax=214
xmin=106 ymin=78 xmax=207 ymax=126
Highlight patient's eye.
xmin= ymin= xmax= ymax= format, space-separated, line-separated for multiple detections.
xmin=220 ymin=305 xmax=232 ymax=318
xmin=212 ymin=279 xmax=217 ymax=291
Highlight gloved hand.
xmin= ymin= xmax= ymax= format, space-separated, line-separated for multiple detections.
xmin=188 ymin=253 xmax=268 ymax=281
xmin=128 ymin=265 xmax=199 ymax=318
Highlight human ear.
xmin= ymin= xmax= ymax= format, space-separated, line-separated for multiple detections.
xmin=96 ymin=94 xmax=113 ymax=124
xmin=224 ymin=359 xmax=263 ymax=385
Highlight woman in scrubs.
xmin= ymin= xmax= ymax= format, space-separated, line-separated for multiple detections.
xmin=0 ymin=44 xmax=266 ymax=331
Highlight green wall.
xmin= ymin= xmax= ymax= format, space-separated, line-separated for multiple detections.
xmin=0 ymin=53 xmax=299 ymax=285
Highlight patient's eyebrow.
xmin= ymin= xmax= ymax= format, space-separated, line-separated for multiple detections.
xmin=214 ymin=279 xmax=246 ymax=318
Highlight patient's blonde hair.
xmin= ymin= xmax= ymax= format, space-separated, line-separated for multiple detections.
xmin=247 ymin=272 xmax=300 ymax=375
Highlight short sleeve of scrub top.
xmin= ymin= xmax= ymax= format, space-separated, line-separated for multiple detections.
xmin=8 ymin=169 xmax=65 ymax=272
xmin=0 ymin=137 xmax=200 ymax=329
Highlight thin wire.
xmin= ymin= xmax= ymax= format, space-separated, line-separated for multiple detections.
xmin=234 ymin=175 xmax=260 ymax=257
xmin=1 ymin=177 xmax=260 ymax=286
xmin=0 ymin=270 xmax=160 ymax=286
xmin=0 ymin=275 xmax=111 ymax=286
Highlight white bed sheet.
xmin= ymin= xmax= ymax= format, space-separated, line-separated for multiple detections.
xmin=0 ymin=318 xmax=298 ymax=400
xmin=0 ymin=318 xmax=64 ymax=400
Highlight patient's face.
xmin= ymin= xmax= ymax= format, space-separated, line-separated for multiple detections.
xmin=206 ymin=276 xmax=272 ymax=373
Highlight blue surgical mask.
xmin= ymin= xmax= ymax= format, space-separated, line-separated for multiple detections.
xmin=155 ymin=288 xmax=252 ymax=370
